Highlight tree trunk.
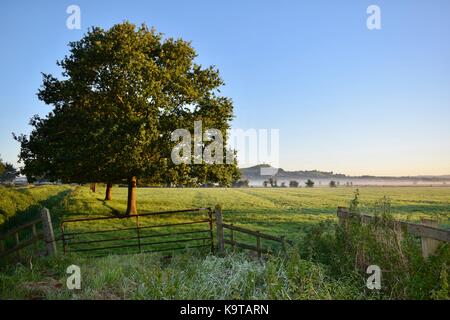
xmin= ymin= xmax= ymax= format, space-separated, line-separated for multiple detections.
xmin=126 ymin=176 xmax=137 ymax=215
xmin=105 ymin=183 xmax=113 ymax=201
xmin=90 ymin=183 xmax=96 ymax=193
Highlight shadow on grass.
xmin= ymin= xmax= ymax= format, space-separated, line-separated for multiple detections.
xmin=0 ymin=189 xmax=72 ymax=233
xmin=99 ymin=199 xmax=124 ymax=217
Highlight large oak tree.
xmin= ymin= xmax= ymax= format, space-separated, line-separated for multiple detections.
xmin=15 ymin=22 xmax=239 ymax=214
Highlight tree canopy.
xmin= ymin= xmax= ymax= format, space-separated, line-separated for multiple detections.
xmin=0 ymin=159 xmax=4 ymax=177
xmin=305 ymin=179 xmax=315 ymax=188
xmin=15 ymin=22 xmax=239 ymax=214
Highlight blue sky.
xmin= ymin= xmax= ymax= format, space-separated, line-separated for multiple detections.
xmin=1 ymin=0 xmax=449 ymax=176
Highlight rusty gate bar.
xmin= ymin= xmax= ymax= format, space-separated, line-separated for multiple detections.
xmin=61 ymin=222 xmax=67 ymax=255
xmin=142 ymin=244 xmax=211 ymax=254
xmin=67 ymin=229 xmax=211 ymax=246
xmin=63 ymin=220 xmax=211 ymax=239
xmin=62 ymin=208 xmax=211 ymax=223
xmin=63 ymin=219 xmax=211 ymax=237
xmin=70 ymin=236 xmax=211 ymax=253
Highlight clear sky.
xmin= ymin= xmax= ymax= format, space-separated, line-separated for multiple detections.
xmin=1 ymin=0 xmax=449 ymax=176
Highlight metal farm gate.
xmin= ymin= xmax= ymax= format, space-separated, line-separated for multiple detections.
xmin=60 ymin=208 xmax=214 ymax=257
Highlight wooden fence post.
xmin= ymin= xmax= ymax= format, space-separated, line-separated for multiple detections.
xmin=214 ymin=205 xmax=224 ymax=255
xmin=40 ymin=208 xmax=57 ymax=256
xmin=393 ymin=220 xmax=405 ymax=243
xmin=256 ymin=231 xmax=261 ymax=259
xmin=337 ymin=207 xmax=348 ymax=225
xmin=230 ymin=224 xmax=235 ymax=251
xmin=337 ymin=207 xmax=349 ymax=234
xmin=32 ymin=223 xmax=39 ymax=253
xmin=15 ymin=232 xmax=20 ymax=259
xmin=421 ymin=219 xmax=441 ymax=259
xmin=208 ymin=209 xmax=215 ymax=254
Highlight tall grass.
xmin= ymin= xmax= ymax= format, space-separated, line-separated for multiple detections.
xmin=298 ymin=194 xmax=449 ymax=299
xmin=0 ymin=247 xmax=374 ymax=300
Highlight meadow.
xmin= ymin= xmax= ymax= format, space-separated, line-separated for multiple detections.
xmin=64 ymin=185 xmax=450 ymax=229
xmin=0 ymin=185 xmax=449 ymax=299
xmin=60 ymin=186 xmax=450 ymax=241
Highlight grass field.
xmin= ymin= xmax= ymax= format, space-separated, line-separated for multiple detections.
xmin=47 ymin=185 xmax=449 ymax=256
xmin=65 ymin=185 xmax=450 ymax=228
xmin=0 ymin=185 xmax=449 ymax=299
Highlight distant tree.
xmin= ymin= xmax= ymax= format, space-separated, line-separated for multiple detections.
xmin=14 ymin=22 xmax=239 ymax=214
xmin=268 ymin=177 xmax=275 ymax=187
xmin=263 ymin=180 xmax=268 ymax=187
xmin=329 ymin=180 xmax=337 ymax=188
xmin=233 ymin=180 xmax=249 ymax=188
xmin=201 ymin=182 xmax=215 ymax=188
xmin=281 ymin=182 xmax=286 ymax=188
xmin=0 ymin=158 xmax=4 ymax=177
xmin=289 ymin=180 xmax=299 ymax=188
xmin=305 ymin=179 xmax=315 ymax=188
xmin=0 ymin=162 xmax=18 ymax=183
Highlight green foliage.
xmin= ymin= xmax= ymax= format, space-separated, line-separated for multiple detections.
xmin=431 ymin=264 xmax=449 ymax=300
xmin=15 ymin=22 xmax=239 ymax=188
xmin=349 ymin=188 xmax=360 ymax=212
xmin=0 ymin=162 xmax=18 ymax=183
xmin=299 ymin=196 xmax=450 ymax=299
xmin=329 ymin=180 xmax=337 ymax=188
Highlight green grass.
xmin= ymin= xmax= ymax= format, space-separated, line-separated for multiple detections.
xmin=0 ymin=249 xmax=372 ymax=300
xmin=64 ymin=185 xmax=450 ymax=234
xmin=0 ymin=185 xmax=449 ymax=300
xmin=0 ymin=185 xmax=73 ymax=263
xmin=0 ymin=185 xmax=72 ymax=229
xmin=54 ymin=186 xmax=450 ymax=257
